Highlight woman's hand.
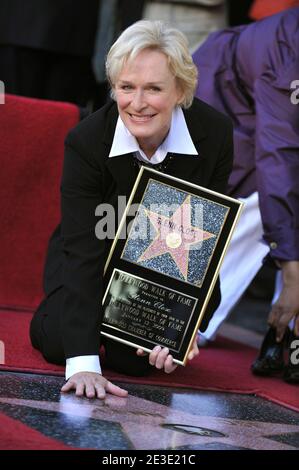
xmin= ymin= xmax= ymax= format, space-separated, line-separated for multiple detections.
xmin=136 ymin=337 xmax=199 ymax=374
xmin=187 ymin=336 xmax=199 ymax=360
xmin=268 ymin=261 xmax=299 ymax=341
xmin=61 ymin=372 xmax=128 ymax=399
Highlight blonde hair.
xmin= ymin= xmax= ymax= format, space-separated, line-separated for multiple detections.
xmin=106 ymin=20 xmax=198 ymax=109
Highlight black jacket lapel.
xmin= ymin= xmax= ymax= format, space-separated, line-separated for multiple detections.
xmin=167 ymin=105 xmax=207 ymax=182
xmin=105 ymin=154 xmax=138 ymax=197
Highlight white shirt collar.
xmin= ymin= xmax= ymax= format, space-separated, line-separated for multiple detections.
xmin=108 ymin=106 xmax=198 ymax=165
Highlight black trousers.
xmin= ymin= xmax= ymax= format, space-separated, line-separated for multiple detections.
xmin=30 ymin=287 xmax=151 ymax=377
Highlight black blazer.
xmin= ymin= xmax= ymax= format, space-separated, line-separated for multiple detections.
xmin=43 ymin=98 xmax=233 ymax=359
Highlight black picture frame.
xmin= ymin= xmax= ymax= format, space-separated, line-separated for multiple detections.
xmin=101 ymin=167 xmax=243 ymax=365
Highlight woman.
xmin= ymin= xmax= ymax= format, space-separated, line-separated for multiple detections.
xmin=30 ymin=20 xmax=233 ymax=399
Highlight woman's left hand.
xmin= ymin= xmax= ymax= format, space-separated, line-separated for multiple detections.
xmin=136 ymin=337 xmax=199 ymax=374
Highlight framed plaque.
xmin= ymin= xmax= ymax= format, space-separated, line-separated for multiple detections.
xmin=101 ymin=167 xmax=243 ymax=365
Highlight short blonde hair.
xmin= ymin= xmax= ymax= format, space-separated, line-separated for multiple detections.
xmin=106 ymin=20 xmax=198 ymax=109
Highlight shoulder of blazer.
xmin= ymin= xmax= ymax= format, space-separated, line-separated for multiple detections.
xmin=64 ymin=100 xmax=118 ymax=162
xmin=184 ymin=97 xmax=233 ymax=144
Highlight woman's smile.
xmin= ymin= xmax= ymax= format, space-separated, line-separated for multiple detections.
xmin=128 ymin=112 xmax=157 ymax=123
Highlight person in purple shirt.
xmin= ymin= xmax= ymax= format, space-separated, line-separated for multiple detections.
xmin=193 ymin=7 xmax=299 ymax=382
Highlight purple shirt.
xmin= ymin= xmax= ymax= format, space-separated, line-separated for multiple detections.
xmin=193 ymin=8 xmax=299 ymax=261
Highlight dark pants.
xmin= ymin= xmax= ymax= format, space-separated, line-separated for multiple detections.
xmin=30 ymin=287 xmax=151 ymax=377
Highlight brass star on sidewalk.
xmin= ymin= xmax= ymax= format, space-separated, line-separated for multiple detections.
xmin=138 ymin=196 xmax=215 ymax=280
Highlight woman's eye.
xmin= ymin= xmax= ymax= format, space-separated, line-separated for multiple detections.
xmin=149 ymin=86 xmax=161 ymax=92
xmin=121 ymin=85 xmax=133 ymax=90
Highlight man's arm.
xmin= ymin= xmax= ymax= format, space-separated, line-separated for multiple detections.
xmin=254 ymin=65 xmax=299 ymax=339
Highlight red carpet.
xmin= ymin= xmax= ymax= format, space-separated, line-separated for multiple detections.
xmin=0 ymin=411 xmax=75 ymax=450
xmin=0 ymin=309 xmax=298 ymax=412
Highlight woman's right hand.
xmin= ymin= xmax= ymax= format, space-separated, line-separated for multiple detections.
xmin=61 ymin=372 xmax=128 ymax=399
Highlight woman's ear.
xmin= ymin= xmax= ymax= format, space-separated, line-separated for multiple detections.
xmin=110 ymin=86 xmax=116 ymax=101
xmin=176 ymin=96 xmax=185 ymax=107
xmin=176 ymin=83 xmax=185 ymax=106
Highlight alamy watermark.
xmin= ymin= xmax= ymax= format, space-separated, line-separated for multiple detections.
xmin=0 ymin=80 xmax=4 ymax=104
xmin=290 ymin=339 xmax=299 ymax=366
xmin=95 ymin=196 xmax=205 ymax=250
xmin=290 ymin=80 xmax=299 ymax=105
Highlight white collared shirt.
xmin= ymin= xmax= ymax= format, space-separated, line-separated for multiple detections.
xmin=66 ymin=106 xmax=198 ymax=380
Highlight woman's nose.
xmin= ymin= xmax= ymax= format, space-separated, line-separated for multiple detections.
xmin=131 ymin=90 xmax=145 ymax=110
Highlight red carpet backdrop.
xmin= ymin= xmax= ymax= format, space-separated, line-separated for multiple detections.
xmin=0 ymin=94 xmax=79 ymax=311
